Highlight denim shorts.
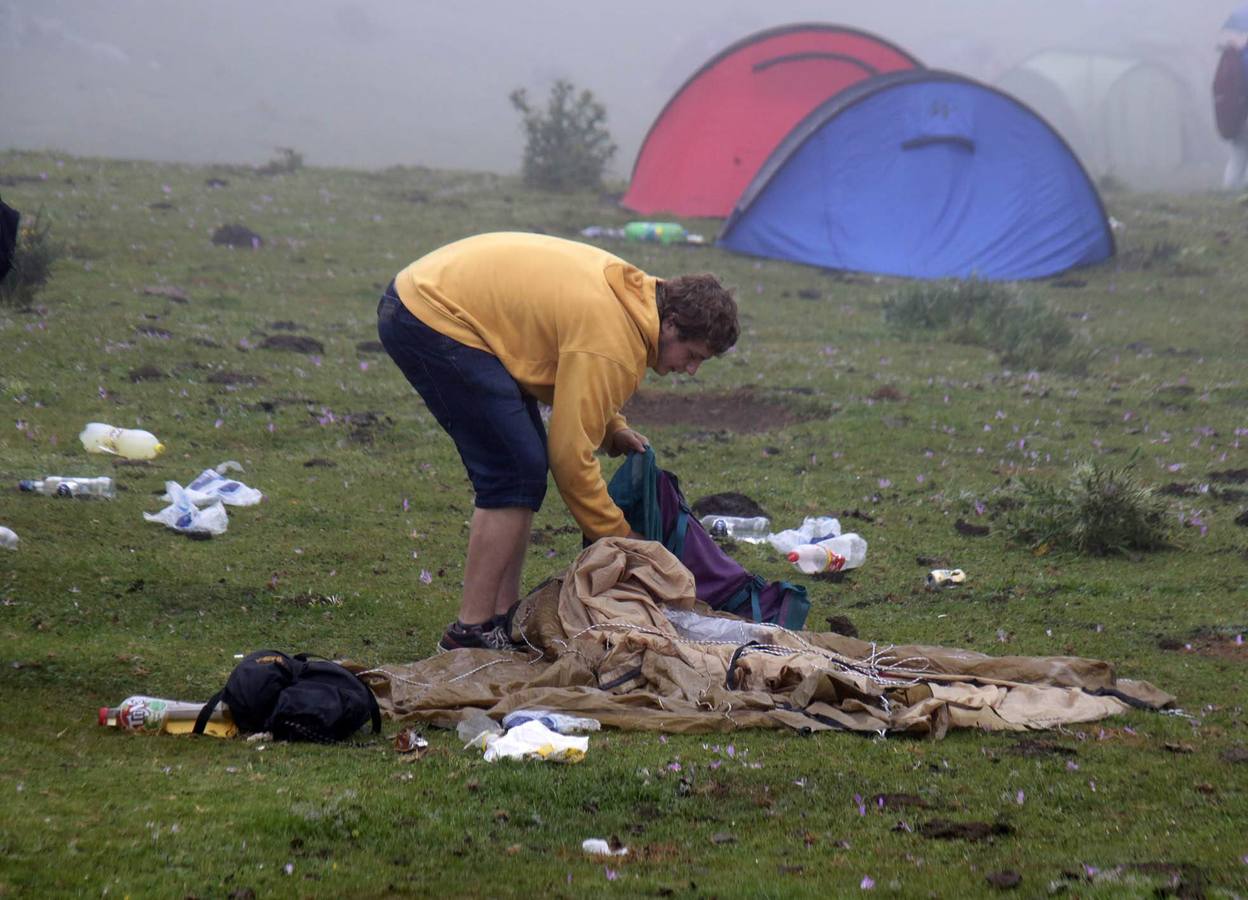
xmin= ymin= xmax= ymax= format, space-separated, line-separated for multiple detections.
xmin=377 ymin=284 xmax=548 ymax=510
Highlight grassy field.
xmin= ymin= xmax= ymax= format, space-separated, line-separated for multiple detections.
xmin=0 ymin=148 xmax=1245 ymax=898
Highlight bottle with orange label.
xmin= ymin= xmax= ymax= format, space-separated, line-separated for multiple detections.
xmin=786 ymin=533 xmax=868 ymax=574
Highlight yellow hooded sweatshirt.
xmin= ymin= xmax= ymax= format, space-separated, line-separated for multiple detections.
xmin=393 ymin=232 xmax=660 ymax=540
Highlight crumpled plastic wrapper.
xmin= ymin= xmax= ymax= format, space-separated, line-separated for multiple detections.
xmin=144 ymin=482 xmax=229 ymax=536
xmin=164 ymin=468 xmax=263 ymax=507
xmin=480 ymin=719 xmax=588 ymax=763
xmin=766 ymin=516 xmax=842 ymax=554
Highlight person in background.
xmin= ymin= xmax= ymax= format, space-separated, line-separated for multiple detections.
xmin=1215 ymin=33 xmax=1248 ymax=190
xmin=377 ymin=232 xmax=739 ymax=651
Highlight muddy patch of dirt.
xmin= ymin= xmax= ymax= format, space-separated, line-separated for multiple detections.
xmin=211 ymin=224 xmax=264 ymax=248
xmin=691 ymin=492 xmax=768 ymax=519
xmin=621 ymin=389 xmax=815 ymax=434
xmin=1209 ymin=468 xmax=1248 ymax=484
xmin=128 ymin=365 xmax=166 ymax=382
xmin=917 ymin=819 xmax=1012 ymax=842
xmin=208 ymin=371 xmax=266 ymax=386
xmin=141 ymin=285 xmax=189 ymax=303
xmin=1157 ymin=628 xmax=1247 ymax=661
xmin=356 ymin=340 xmax=385 ymax=354
xmin=1008 ymin=738 xmax=1076 ymax=758
xmin=954 ymin=519 xmax=990 ymax=537
xmin=824 ymin=615 xmax=858 ymax=638
xmin=260 ymin=334 xmax=324 ymax=354
xmin=985 ymin=870 xmax=1022 ymax=890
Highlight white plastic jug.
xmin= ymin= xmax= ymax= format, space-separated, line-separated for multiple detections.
xmin=79 ymin=422 xmax=165 ymax=460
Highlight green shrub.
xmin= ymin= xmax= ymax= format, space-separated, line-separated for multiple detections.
xmin=256 ymin=147 xmax=303 ymax=176
xmin=0 ymin=207 xmax=60 ymax=308
xmin=1002 ymin=458 xmax=1172 ymax=556
xmin=883 ymin=278 xmax=1079 ymax=371
xmin=509 ymin=79 xmax=616 ymax=191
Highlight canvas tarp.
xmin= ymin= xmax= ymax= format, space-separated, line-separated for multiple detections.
xmin=360 ymin=538 xmax=1173 ymax=737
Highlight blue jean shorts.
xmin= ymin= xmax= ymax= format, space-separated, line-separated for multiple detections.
xmin=377 ymin=284 xmax=548 ymax=510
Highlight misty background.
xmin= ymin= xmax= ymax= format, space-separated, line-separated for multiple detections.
xmin=1 ymin=0 xmax=1239 ymax=189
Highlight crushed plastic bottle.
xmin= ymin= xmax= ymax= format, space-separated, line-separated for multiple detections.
xmin=18 ymin=476 xmax=115 ymax=499
xmin=0 ymin=526 xmax=18 ymax=550
xmin=926 ymin=568 xmax=966 ymax=588
xmin=700 ymin=515 xmax=771 ymax=543
xmin=623 ymin=221 xmax=688 ymax=244
xmin=79 ymin=422 xmax=165 ymax=460
xmin=787 ymin=533 xmax=868 ymax=574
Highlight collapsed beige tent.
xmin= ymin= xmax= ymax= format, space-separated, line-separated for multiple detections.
xmin=361 ymin=539 xmax=1173 ymax=738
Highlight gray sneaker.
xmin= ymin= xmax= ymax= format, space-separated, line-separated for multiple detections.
xmin=436 ymin=621 xmax=522 ymax=653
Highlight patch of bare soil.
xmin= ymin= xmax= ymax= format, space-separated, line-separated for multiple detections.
xmin=917 ymin=819 xmax=1012 ymax=842
xmin=1157 ymin=629 xmax=1247 ymax=661
xmin=207 ymin=371 xmax=266 ymax=386
xmin=127 ymin=365 xmax=165 ymax=382
xmin=260 ymin=334 xmax=324 ymax=354
xmin=621 ymin=388 xmax=813 ymax=434
xmin=691 ymin=492 xmax=768 ymax=519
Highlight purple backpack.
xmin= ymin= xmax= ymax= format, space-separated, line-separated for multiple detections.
xmin=608 ymin=449 xmax=810 ymax=629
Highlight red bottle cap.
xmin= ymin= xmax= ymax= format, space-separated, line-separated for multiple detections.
xmin=98 ymin=707 xmax=109 ymax=725
xmin=787 ymin=552 xmax=799 ymax=562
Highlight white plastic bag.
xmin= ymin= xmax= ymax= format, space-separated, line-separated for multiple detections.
xmin=144 ymin=482 xmax=229 ymax=536
xmin=501 ymin=710 xmax=601 ymax=734
xmin=481 ymin=719 xmax=588 ymax=763
xmin=166 ymin=468 xmax=263 ymax=507
xmin=766 ymin=516 xmax=841 ymax=554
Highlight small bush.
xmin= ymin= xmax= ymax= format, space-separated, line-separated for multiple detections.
xmin=1002 ymin=458 xmax=1172 ymax=556
xmin=0 ymin=208 xmax=61 ymax=308
xmin=256 ymin=147 xmax=303 ymax=176
xmin=883 ymin=278 xmax=1079 ymax=371
xmin=509 ymin=79 xmax=616 ymax=191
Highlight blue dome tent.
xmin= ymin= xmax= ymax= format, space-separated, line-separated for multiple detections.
xmin=718 ymin=70 xmax=1114 ymax=281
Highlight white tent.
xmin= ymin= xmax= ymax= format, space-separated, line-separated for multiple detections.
xmin=996 ymin=50 xmax=1208 ymax=187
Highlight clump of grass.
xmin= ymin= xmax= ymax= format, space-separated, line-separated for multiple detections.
xmin=1002 ymin=458 xmax=1172 ymax=556
xmin=0 ymin=207 xmax=60 ymax=308
xmin=883 ymin=278 xmax=1080 ymax=371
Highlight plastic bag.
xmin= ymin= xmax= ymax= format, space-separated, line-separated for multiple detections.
xmin=481 ymin=719 xmax=588 ymax=763
xmin=766 ymin=516 xmax=841 ymax=554
xmin=166 ymin=468 xmax=263 ymax=507
xmin=500 ymin=710 xmax=601 ymax=734
xmin=144 ymin=482 xmax=229 ymax=536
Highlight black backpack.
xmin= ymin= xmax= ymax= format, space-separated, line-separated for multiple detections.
xmin=194 ymin=650 xmax=381 ymax=742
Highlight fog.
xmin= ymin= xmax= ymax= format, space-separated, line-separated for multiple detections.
xmin=0 ymin=0 xmax=1237 ymax=187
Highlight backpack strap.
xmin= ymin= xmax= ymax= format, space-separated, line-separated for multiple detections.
xmin=719 ymin=576 xmax=766 ymax=623
xmin=192 ymin=690 xmax=224 ymax=736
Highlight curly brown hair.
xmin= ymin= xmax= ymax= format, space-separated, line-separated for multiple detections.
xmin=656 ymin=274 xmax=739 ymax=355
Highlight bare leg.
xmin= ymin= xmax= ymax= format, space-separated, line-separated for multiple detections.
xmin=457 ymin=507 xmax=533 ymax=626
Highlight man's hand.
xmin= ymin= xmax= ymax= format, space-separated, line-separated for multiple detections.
xmin=608 ymin=427 xmax=650 ymax=456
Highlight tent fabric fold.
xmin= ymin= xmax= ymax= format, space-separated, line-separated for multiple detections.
xmin=360 ymin=538 xmax=1172 ymax=737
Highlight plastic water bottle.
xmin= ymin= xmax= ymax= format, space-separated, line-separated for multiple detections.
xmin=700 ymin=515 xmax=771 ymax=542
xmin=79 ymin=422 xmax=165 ymax=460
xmin=787 ymin=533 xmax=868 ymax=574
xmin=18 ymin=476 xmax=116 ymax=499
xmin=0 ymin=526 xmax=18 ymax=550
xmin=99 ymin=696 xmax=235 ymax=737
xmin=623 ymin=221 xmax=688 ymax=245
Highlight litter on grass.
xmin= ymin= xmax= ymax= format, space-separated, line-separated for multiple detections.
xmin=165 ymin=468 xmax=263 ymax=506
xmin=581 ymin=838 xmax=629 ymax=857
xmin=144 ymin=482 xmax=229 ymax=536
xmin=480 ymin=719 xmax=588 ymax=763
xmin=766 ymin=516 xmax=842 ymax=553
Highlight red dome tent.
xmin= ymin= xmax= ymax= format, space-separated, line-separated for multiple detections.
xmin=621 ymin=24 xmax=921 ymax=217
